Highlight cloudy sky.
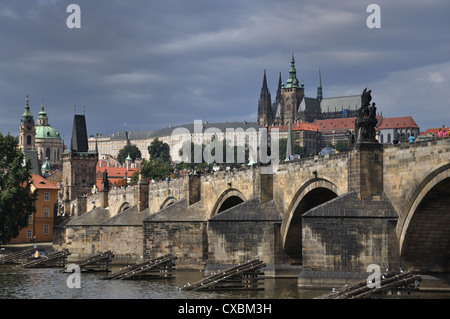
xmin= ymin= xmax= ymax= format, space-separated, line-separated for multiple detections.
xmin=1 ymin=0 xmax=449 ymax=142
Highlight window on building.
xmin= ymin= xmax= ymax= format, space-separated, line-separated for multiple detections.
xmin=44 ymin=207 xmax=50 ymax=218
xmin=27 ymin=230 xmax=32 ymax=238
xmin=27 ymin=135 xmax=32 ymax=145
xmin=44 ymin=192 xmax=50 ymax=202
xmin=46 ymin=148 xmax=51 ymax=160
xmin=43 ymin=225 xmax=49 ymax=234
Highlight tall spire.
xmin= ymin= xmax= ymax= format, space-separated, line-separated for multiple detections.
xmin=37 ymin=98 xmax=49 ymax=126
xmin=262 ymin=69 xmax=268 ymax=90
xmin=285 ymin=50 xmax=300 ymax=89
xmin=21 ymin=95 xmax=34 ymax=124
xmin=317 ymin=68 xmax=323 ymax=102
xmin=257 ymin=69 xmax=273 ymax=126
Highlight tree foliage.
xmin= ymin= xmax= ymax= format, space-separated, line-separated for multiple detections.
xmin=117 ymin=144 xmax=141 ymax=164
xmin=0 ymin=133 xmax=37 ymax=245
xmin=278 ymin=138 xmax=306 ymax=159
xmin=148 ymin=138 xmax=171 ymax=162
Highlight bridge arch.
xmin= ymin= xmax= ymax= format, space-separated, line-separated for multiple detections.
xmin=210 ymin=188 xmax=246 ymax=217
xmin=282 ymin=178 xmax=342 ymax=264
xmin=160 ymin=196 xmax=176 ymax=210
xmin=117 ymin=202 xmax=131 ymax=214
xmin=399 ymin=163 xmax=450 ymax=272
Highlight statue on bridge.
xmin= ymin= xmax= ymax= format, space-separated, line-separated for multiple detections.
xmin=355 ymin=88 xmax=378 ymax=145
xmin=101 ymin=169 xmax=110 ymax=191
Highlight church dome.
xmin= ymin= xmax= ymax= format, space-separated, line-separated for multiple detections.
xmin=36 ymin=125 xmax=61 ymax=139
xmin=41 ymin=157 xmax=52 ymax=171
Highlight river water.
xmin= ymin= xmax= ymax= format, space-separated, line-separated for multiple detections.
xmin=0 ymin=265 xmax=326 ymax=299
xmin=1 ymin=265 xmax=449 ymax=301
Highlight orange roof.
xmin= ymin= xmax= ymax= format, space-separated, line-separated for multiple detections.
xmin=315 ymin=117 xmax=357 ymax=131
xmin=377 ymin=116 xmax=419 ymax=129
xmin=96 ymin=165 xmax=138 ymax=191
xmin=268 ymin=122 xmax=321 ymax=132
xmin=421 ymin=127 xmax=448 ymax=136
xmin=31 ymin=174 xmax=60 ymax=190
xmin=96 ymin=166 xmax=138 ymax=178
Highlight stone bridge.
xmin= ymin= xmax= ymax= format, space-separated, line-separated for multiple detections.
xmin=54 ymin=137 xmax=450 ymax=287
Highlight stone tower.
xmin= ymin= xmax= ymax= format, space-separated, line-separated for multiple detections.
xmin=18 ymin=95 xmax=36 ymax=152
xmin=62 ymin=113 xmax=98 ymax=201
xmin=279 ymin=51 xmax=305 ymax=125
xmin=257 ymin=70 xmax=273 ymax=127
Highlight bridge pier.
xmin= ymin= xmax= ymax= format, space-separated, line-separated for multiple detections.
xmin=298 ymin=142 xmax=400 ymax=288
xmin=298 ymin=192 xmax=399 ymax=288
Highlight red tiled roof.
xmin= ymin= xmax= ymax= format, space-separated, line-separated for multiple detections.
xmin=96 ymin=165 xmax=138 ymax=191
xmin=31 ymin=174 xmax=60 ymax=190
xmin=421 ymin=127 xmax=448 ymax=136
xmin=96 ymin=166 xmax=137 ymax=178
xmin=268 ymin=122 xmax=321 ymax=132
xmin=377 ymin=116 xmax=419 ymax=129
xmin=315 ymin=117 xmax=356 ymax=131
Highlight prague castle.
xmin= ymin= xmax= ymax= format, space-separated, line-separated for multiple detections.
xmin=257 ymin=51 xmax=360 ymax=127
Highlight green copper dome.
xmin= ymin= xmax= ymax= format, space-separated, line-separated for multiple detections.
xmin=41 ymin=157 xmax=52 ymax=171
xmin=36 ymin=125 xmax=61 ymax=139
xmin=21 ymin=95 xmax=34 ymax=125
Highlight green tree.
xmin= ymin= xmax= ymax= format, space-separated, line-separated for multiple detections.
xmin=148 ymin=138 xmax=171 ymax=163
xmin=278 ymin=138 xmax=305 ymax=160
xmin=142 ymin=158 xmax=173 ymax=181
xmin=0 ymin=133 xmax=37 ymax=245
xmin=117 ymin=144 xmax=141 ymax=164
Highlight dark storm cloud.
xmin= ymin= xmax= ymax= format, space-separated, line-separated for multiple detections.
xmin=0 ymin=0 xmax=449 ymax=141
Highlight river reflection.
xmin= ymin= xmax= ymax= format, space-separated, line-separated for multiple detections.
xmin=1 ymin=265 xmax=449 ymax=300
xmin=0 ymin=266 xmax=326 ymax=299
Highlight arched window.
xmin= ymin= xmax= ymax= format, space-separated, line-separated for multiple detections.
xmin=27 ymin=135 xmax=32 ymax=145
xmin=46 ymin=148 xmax=51 ymax=160
xmin=380 ymin=134 xmax=384 ymax=144
xmin=387 ymin=133 xmax=391 ymax=144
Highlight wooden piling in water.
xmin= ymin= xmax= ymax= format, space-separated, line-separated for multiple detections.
xmin=104 ymin=253 xmax=177 ymax=280
xmin=315 ymin=269 xmax=421 ymax=299
xmin=0 ymin=248 xmax=36 ymax=265
xmin=61 ymin=251 xmax=115 ymax=273
xmin=20 ymin=249 xmax=71 ymax=268
xmin=180 ymin=258 xmax=266 ymax=291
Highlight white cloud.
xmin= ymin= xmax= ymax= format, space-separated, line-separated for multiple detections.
xmin=368 ymin=62 xmax=450 ymax=128
xmin=428 ymin=72 xmax=445 ymax=84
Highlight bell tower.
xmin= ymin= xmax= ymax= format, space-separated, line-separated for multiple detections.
xmin=280 ymin=51 xmax=304 ymax=124
xmin=18 ymin=95 xmax=36 ymax=152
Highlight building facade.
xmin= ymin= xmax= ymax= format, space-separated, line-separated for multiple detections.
xmin=10 ymin=174 xmax=60 ymax=244
xmin=377 ymin=116 xmax=420 ymax=144
xmin=88 ymin=121 xmax=262 ymax=163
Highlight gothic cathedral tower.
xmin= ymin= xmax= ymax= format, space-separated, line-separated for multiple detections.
xmin=257 ymin=70 xmax=273 ymax=126
xmin=279 ymin=51 xmax=304 ymax=125
xmin=18 ymin=95 xmax=36 ymax=152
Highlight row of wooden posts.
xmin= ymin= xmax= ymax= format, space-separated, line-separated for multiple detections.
xmin=1 ymin=248 xmax=421 ymax=295
xmin=316 ymin=269 xmax=422 ymax=299
xmin=0 ymin=248 xmax=266 ymax=290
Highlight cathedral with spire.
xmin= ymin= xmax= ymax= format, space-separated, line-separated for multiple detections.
xmin=18 ymin=95 xmax=64 ymax=174
xmin=257 ymin=51 xmax=360 ymax=127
